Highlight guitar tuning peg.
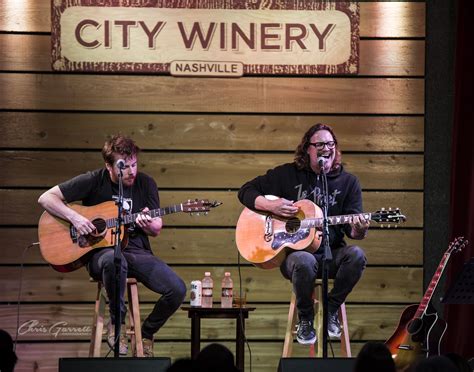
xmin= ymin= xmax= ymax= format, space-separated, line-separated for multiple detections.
xmin=204 ymin=212 xmax=208 ymax=216
xmin=380 ymin=224 xmax=384 ymax=228
xmin=196 ymin=212 xmax=200 ymax=216
xmin=389 ymin=207 xmax=392 ymax=211
xmin=381 ymin=207 xmax=385 ymax=211
xmin=388 ymin=224 xmax=391 ymax=228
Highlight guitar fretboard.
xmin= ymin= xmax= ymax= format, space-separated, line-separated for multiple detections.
xmin=415 ymin=252 xmax=450 ymax=318
xmin=301 ymin=213 xmax=372 ymax=229
xmin=105 ymin=204 xmax=183 ymax=228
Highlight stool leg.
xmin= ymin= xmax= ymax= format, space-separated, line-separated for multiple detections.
xmin=282 ymin=292 xmax=297 ymax=357
xmin=339 ymin=303 xmax=352 ymax=357
xmin=90 ymin=282 xmax=106 ymax=357
xmin=128 ymin=282 xmax=144 ymax=357
xmin=314 ymin=285 xmax=323 ymax=357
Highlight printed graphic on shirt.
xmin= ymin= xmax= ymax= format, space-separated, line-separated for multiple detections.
xmin=112 ymin=195 xmax=133 ymax=212
xmin=112 ymin=195 xmax=136 ymax=233
xmin=295 ymin=184 xmax=341 ymax=207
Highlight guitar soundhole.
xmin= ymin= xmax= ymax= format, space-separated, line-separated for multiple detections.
xmin=407 ymin=317 xmax=423 ymax=335
xmin=285 ymin=218 xmax=301 ymax=234
xmin=91 ymin=218 xmax=107 ymax=237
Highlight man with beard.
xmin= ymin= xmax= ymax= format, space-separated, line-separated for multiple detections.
xmin=238 ymin=123 xmax=369 ymax=345
xmin=38 ymin=134 xmax=186 ymax=356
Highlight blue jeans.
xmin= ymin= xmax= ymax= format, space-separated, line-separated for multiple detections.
xmin=87 ymin=247 xmax=186 ymax=340
xmin=280 ymin=245 xmax=367 ymax=321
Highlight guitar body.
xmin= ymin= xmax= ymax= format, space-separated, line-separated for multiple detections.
xmin=235 ymin=198 xmax=321 ymax=269
xmin=38 ymin=198 xmax=221 ymax=273
xmin=384 ymin=237 xmax=468 ymax=371
xmin=386 ymin=303 xmax=448 ymax=371
xmin=38 ymin=201 xmax=126 ymax=273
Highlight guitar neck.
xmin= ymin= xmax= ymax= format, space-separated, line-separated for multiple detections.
xmin=302 ymin=212 xmax=372 ymax=229
xmin=107 ymin=204 xmax=183 ymax=226
xmin=415 ymin=252 xmax=451 ymax=318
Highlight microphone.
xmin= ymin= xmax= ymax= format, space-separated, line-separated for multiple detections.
xmin=116 ymin=159 xmax=126 ymax=169
xmin=317 ymin=157 xmax=326 ymax=168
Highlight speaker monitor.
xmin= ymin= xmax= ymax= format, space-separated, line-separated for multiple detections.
xmin=278 ymin=357 xmax=356 ymax=372
xmin=59 ymin=357 xmax=171 ymax=372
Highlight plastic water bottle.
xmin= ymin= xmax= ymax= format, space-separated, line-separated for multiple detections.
xmin=201 ymin=272 xmax=213 ymax=308
xmin=221 ymin=272 xmax=233 ymax=308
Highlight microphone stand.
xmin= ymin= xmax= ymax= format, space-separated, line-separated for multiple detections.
xmin=318 ymin=159 xmax=332 ymax=358
xmin=113 ymin=165 xmax=125 ymax=358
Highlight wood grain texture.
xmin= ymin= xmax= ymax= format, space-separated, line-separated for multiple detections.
xmin=360 ymin=2 xmax=426 ymax=38
xmin=0 ymin=151 xmax=424 ymax=190
xmin=0 ymin=303 xmax=409 ymax=341
xmin=0 ymin=2 xmax=426 ymax=370
xmin=0 ymin=34 xmax=425 ymax=76
xmin=0 ymin=227 xmax=422 ymax=266
xmin=0 ymin=1 xmax=425 ymax=37
xmin=0 ymin=189 xmax=423 ymax=227
xmin=0 ymin=266 xmax=422 ymax=303
xmin=0 ymin=112 xmax=424 ymax=152
xmin=0 ymin=73 xmax=424 ymax=114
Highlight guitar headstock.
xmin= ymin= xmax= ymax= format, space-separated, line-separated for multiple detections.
xmin=447 ymin=236 xmax=468 ymax=254
xmin=182 ymin=199 xmax=223 ymax=215
xmin=372 ymin=208 xmax=406 ymax=227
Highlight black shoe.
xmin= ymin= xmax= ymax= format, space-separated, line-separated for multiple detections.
xmin=328 ymin=311 xmax=342 ymax=339
xmin=296 ymin=320 xmax=317 ymax=345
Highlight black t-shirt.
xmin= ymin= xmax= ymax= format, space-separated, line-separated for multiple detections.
xmin=238 ymin=163 xmax=363 ymax=249
xmin=58 ymin=168 xmax=160 ymax=251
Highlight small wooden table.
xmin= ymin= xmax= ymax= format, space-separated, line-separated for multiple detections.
xmin=181 ymin=306 xmax=256 ymax=372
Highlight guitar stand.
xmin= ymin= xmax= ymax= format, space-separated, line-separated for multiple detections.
xmin=441 ymin=257 xmax=474 ymax=304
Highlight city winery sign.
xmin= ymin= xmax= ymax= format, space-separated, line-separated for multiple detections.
xmin=51 ymin=1 xmax=360 ymax=76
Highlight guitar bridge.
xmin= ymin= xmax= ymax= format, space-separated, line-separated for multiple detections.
xmin=70 ymin=225 xmax=78 ymax=243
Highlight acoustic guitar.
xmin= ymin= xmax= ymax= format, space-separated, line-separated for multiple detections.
xmin=385 ymin=236 xmax=468 ymax=371
xmin=235 ymin=195 xmax=406 ymax=269
xmin=38 ymin=199 xmax=221 ymax=273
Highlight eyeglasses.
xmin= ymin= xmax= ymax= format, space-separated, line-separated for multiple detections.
xmin=308 ymin=141 xmax=336 ymax=150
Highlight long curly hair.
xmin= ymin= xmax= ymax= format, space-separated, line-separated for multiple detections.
xmin=294 ymin=123 xmax=342 ymax=171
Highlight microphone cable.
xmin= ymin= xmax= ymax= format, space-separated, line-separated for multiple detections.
xmin=14 ymin=242 xmax=41 ymax=352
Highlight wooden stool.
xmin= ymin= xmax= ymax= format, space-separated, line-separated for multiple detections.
xmin=89 ymin=278 xmax=144 ymax=357
xmin=282 ymin=280 xmax=351 ymax=358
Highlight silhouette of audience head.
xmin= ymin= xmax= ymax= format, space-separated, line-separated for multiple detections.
xmin=167 ymin=343 xmax=238 ymax=372
xmin=195 ymin=343 xmax=238 ymax=372
xmin=167 ymin=357 xmax=194 ymax=372
xmin=414 ymin=355 xmax=458 ymax=372
xmin=354 ymin=342 xmax=396 ymax=372
xmin=0 ymin=329 xmax=18 ymax=372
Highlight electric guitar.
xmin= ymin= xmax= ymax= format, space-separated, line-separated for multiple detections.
xmin=235 ymin=195 xmax=406 ymax=269
xmin=385 ymin=236 xmax=468 ymax=371
xmin=38 ymin=199 xmax=221 ymax=273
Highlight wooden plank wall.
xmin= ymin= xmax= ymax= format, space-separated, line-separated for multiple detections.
xmin=0 ymin=2 xmax=425 ymax=371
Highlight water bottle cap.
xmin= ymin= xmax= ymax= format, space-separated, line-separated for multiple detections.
xmin=224 ymin=272 xmax=231 ymax=276
xmin=204 ymin=272 xmax=211 ymax=276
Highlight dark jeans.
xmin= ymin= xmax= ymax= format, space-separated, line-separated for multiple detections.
xmin=87 ymin=247 xmax=186 ymax=340
xmin=280 ymin=245 xmax=367 ymax=321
